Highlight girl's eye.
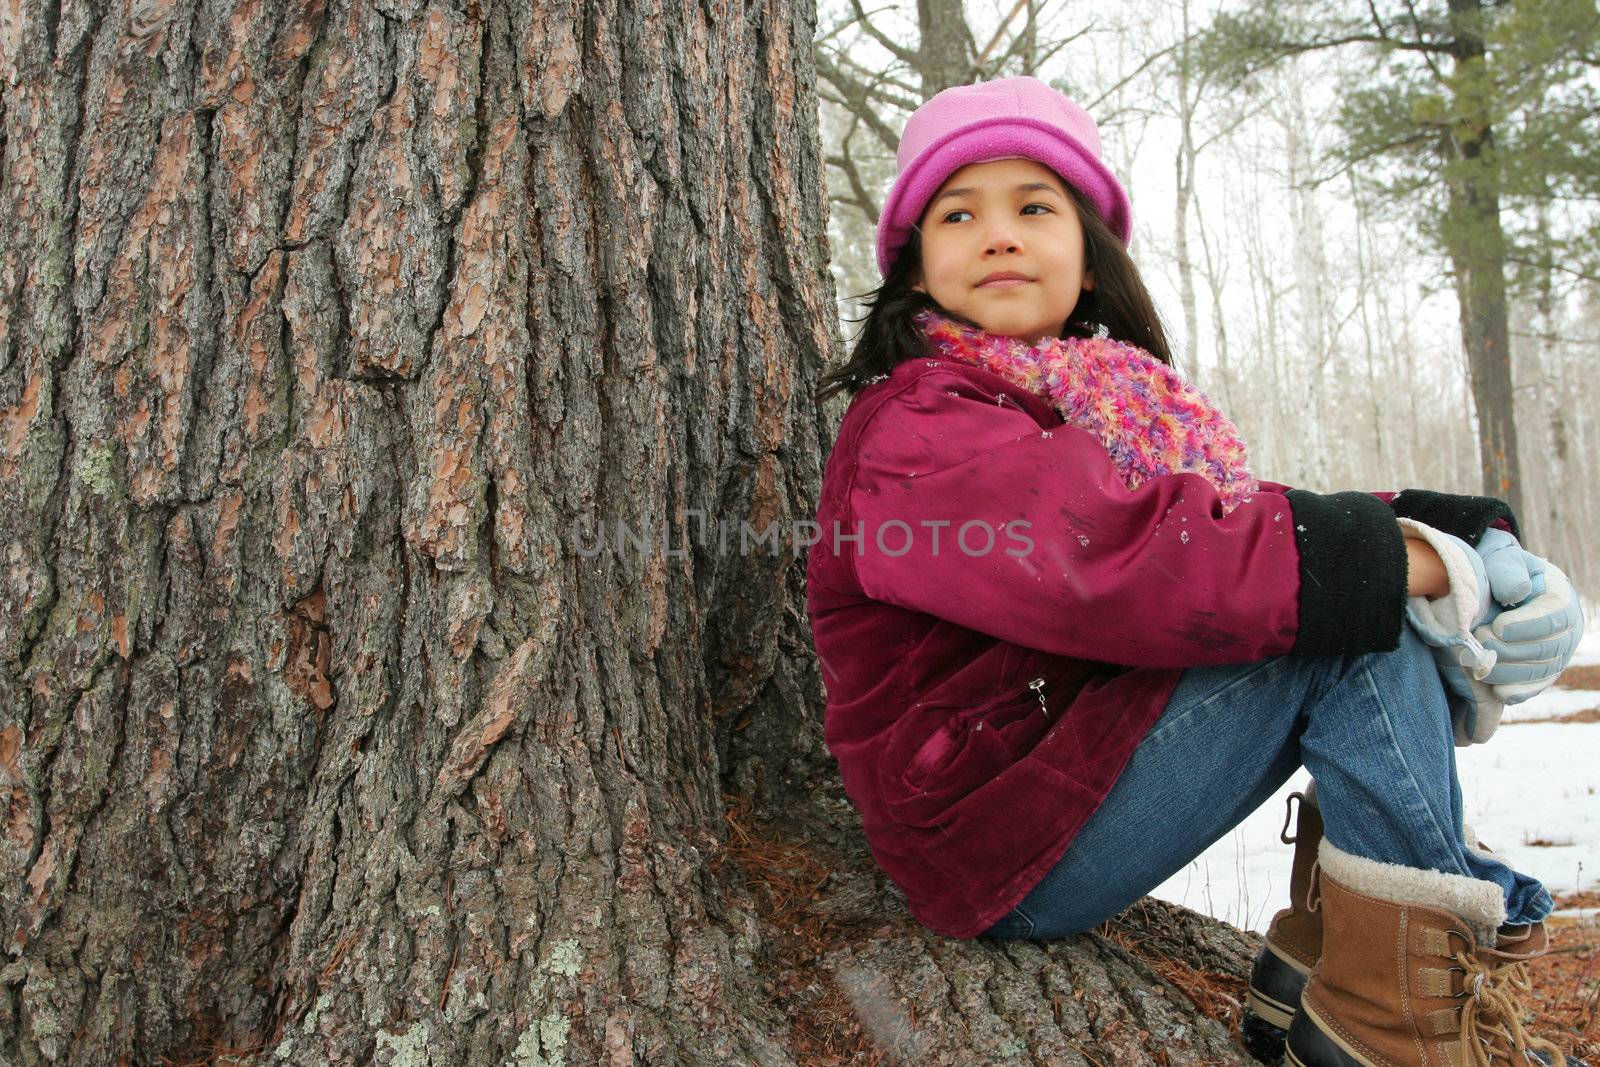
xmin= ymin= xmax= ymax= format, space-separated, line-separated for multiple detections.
xmin=943 ymin=204 xmax=1052 ymax=223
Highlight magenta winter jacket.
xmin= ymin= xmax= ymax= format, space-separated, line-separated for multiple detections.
xmin=805 ymin=355 xmax=1518 ymax=939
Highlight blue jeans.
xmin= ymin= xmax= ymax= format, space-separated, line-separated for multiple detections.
xmin=981 ymin=622 xmax=1552 ymax=939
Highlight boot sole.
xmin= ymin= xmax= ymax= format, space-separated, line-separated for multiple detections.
xmin=1245 ymin=985 xmax=1297 ymax=1030
xmin=1245 ymin=939 xmax=1315 ymax=1063
xmin=1240 ymin=1007 xmax=1290 ymax=1065
xmin=1285 ymin=999 xmax=1376 ymax=1067
xmin=1283 ymin=970 xmax=1586 ymax=1067
xmin=1246 ymin=938 xmax=1313 ymax=1030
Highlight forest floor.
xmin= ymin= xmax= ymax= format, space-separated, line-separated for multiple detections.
xmin=1528 ymin=888 xmax=1600 ymax=1063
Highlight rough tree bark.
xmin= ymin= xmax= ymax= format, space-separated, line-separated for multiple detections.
xmin=0 ymin=0 xmax=1269 ymax=1063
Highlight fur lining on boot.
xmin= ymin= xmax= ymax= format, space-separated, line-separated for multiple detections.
xmin=1318 ymin=838 xmax=1506 ymax=943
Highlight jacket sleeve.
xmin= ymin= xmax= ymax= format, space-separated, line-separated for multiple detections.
xmin=844 ymin=372 xmax=1409 ymax=667
xmin=1378 ymin=489 xmax=1520 ymax=545
xmin=1260 ymin=481 xmax=1519 ymax=547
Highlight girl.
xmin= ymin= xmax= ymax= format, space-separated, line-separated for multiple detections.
xmin=804 ymin=76 xmax=1586 ymax=1067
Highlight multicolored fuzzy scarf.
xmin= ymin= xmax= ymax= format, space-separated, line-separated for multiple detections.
xmin=914 ymin=308 xmax=1259 ymax=515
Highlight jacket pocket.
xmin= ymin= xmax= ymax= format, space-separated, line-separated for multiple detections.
xmin=889 ymin=681 xmax=1051 ymax=827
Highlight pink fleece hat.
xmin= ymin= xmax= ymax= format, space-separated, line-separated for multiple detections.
xmin=875 ymin=76 xmax=1132 ymax=278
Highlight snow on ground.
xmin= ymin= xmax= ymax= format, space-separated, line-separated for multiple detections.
xmin=1149 ymin=624 xmax=1600 ymax=932
xmin=1500 ymin=683 xmax=1600 ymax=723
xmin=1566 ymin=624 xmax=1600 ymax=670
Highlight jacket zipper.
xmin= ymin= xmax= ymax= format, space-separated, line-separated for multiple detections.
xmin=1029 ymin=677 xmax=1049 ymax=717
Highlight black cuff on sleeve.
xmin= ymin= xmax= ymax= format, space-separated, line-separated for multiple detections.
xmin=1285 ymin=489 xmax=1408 ymax=657
xmin=1385 ymin=488 xmax=1520 ymax=545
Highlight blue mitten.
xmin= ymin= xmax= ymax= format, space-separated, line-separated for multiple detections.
xmin=1396 ymin=519 xmax=1503 ymax=745
xmin=1476 ymin=560 xmax=1585 ymax=704
xmin=1473 ymin=528 xmax=1541 ymax=606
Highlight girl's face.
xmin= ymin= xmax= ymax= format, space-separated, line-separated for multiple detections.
xmin=911 ymin=157 xmax=1093 ymax=345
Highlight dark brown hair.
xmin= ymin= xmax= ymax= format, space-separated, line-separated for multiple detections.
xmin=815 ymin=182 xmax=1173 ymax=406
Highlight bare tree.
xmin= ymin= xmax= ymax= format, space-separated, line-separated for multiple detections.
xmin=1203 ymin=0 xmax=1600 ymax=523
xmin=1172 ymin=0 xmax=1205 ymax=374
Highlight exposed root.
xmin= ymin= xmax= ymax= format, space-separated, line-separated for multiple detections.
xmin=1097 ymin=916 xmax=1249 ymax=1043
xmin=720 ymin=792 xmax=891 ymax=1063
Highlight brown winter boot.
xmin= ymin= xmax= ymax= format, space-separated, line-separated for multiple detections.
xmin=1243 ymin=785 xmax=1325 ymax=1060
xmin=1243 ymin=785 xmax=1503 ymax=1062
xmin=1285 ymin=838 xmax=1583 ymax=1067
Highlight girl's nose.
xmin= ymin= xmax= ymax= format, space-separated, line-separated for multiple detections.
xmin=982 ymin=226 xmax=1022 ymax=255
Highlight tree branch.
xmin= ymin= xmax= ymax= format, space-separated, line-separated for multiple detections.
xmin=977 ymin=0 xmax=1030 ymax=67
xmin=822 ymin=83 xmax=889 ymax=227
xmin=814 ymin=49 xmax=916 ymax=155
xmin=1399 ymin=0 xmax=1451 ymax=83
xmin=1304 ymin=131 xmax=1441 ymax=189
xmin=1086 ymin=38 xmax=1185 ymax=113
xmin=1504 ymin=255 xmax=1600 ymax=284
xmin=981 ymin=23 xmax=1091 ymax=80
xmin=844 ymin=0 xmax=923 ymax=69
xmin=827 ymin=46 xmax=923 ymax=104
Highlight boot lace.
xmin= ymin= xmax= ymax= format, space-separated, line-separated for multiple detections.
xmin=1453 ymin=944 xmax=1568 ymax=1066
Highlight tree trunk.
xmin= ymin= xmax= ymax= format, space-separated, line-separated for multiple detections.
xmin=1348 ymin=172 xmax=1388 ymax=482
xmin=1199 ymin=214 xmax=1235 ymax=415
xmin=1173 ymin=0 xmax=1202 ymax=380
xmin=0 ymin=1 xmax=1269 ymax=1063
xmin=1282 ymin=79 xmax=1332 ymax=491
xmin=916 ymin=0 xmax=976 ymax=95
xmin=1445 ymin=0 xmax=1524 ymax=517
